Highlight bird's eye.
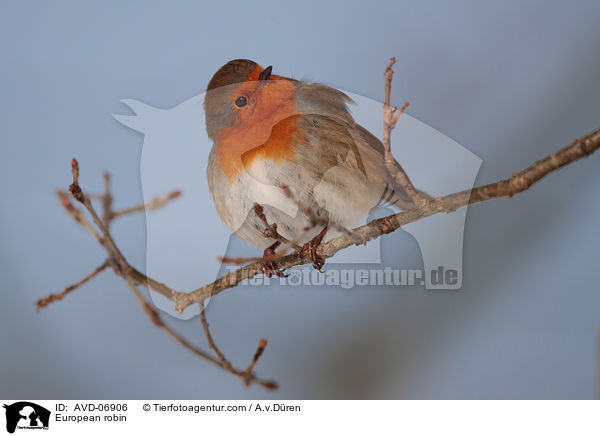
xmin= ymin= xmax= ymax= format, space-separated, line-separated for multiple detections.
xmin=235 ymin=96 xmax=248 ymax=107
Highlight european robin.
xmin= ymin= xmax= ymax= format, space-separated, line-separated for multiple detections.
xmin=205 ymin=59 xmax=416 ymax=273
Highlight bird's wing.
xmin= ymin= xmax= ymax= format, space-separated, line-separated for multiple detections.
xmin=293 ymin=114 xmax=416 ymax=218
xmin=353 ymin=121 xmax=432 ymax=206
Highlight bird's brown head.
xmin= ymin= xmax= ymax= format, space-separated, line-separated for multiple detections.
xmin=204 ymin=59 xmax=297 ymax=141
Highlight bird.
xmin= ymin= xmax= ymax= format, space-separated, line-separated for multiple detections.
xmin=205 ymin=59 xmax=418 ymax=274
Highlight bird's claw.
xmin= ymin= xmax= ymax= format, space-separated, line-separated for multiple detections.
xmin=262 ymin=242 xmax=287 ymax=278
xmin=299 ymin=226 xmax=328 ymax=271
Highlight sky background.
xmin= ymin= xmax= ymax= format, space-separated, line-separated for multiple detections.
xmin=1 ymin=0 xmax=600 ymax=399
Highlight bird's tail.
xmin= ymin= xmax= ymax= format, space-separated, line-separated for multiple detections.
xmin=378 ymin=181 xmax=433 ymax=211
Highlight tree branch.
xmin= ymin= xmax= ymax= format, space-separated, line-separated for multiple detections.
xmin=172 ymin=126 xmax=600 ymax=311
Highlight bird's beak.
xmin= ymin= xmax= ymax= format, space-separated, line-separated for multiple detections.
xmin=258 ymin=66 xmax=273 ymax=82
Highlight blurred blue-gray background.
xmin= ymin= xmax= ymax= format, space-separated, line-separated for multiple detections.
xmin=1 ymin=0 xmax=599 ymax=399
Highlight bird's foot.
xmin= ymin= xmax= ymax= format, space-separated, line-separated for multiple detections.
xmin=299 ymin=226 xmax=328 ymax=271
xmin=262 ymin=241 xmax=287 ymax=278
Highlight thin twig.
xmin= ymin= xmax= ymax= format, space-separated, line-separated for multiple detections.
xmin=383 ymin=57 xmax=431 ymax=208
xmin=199 ymin=307 xmax=274 ymax=387
xmin=124 ymin=279 xmax=277 ymax=389
xmin=219 ymin=253 xmax=285 ymax=265
xmin=36 ymin=260 xmax=110 ymax=311
xmin=110 ymin=190 xmax=181 ymax=219
xmin=199 ymin=309 xmax=234 ymax=370
xmin=244 ymin=339 xmax=268 ymax=376
xmin=219 ymin=202 xmax=301 ymax=266
xmin=57 ymin=191 xmax=183 ymax=303
xmin=102 ymin=172 xmax=112 ymax=228
xmin=253 ymin=202 xmax=301 ymax=250
xmin=69 ymin=159 xmax=134 ymax=281
xmin=56 ymin=191 xmax=102 ymax=239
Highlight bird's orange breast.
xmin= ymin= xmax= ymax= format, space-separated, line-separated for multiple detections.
xmin=214 ymin=76 xmax=304 ymax=182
